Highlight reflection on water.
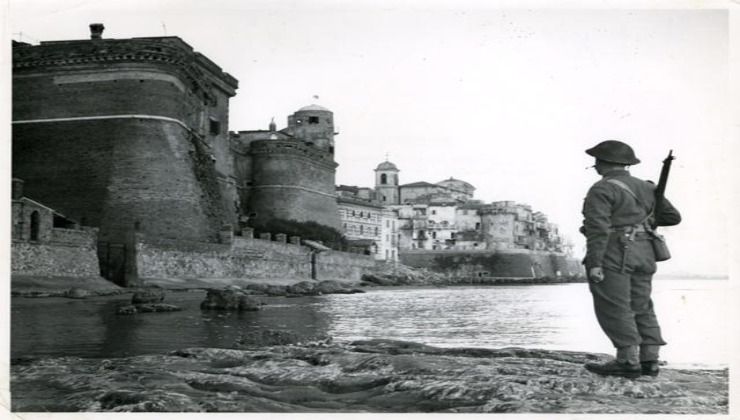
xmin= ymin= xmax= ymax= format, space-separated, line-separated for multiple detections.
xmin=11 ymin=279 xmax=728 ymax=368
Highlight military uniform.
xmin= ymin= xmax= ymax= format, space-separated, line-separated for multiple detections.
xmin=580 ymin=140 xmax=681 ymax=378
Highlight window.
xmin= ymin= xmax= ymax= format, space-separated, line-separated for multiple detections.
xmin=375 ymin=227 xmax=379 ymax=235
xmin=450 ymin=232 xmax=456 ymax=239
xmin=360 ymin=211 xmax=364 ymax=218
xmin=431 ymin=210 xmax=436 ymax=215
xmin=209 ymin=118 xmax=221 ymax=135
xmin=432 ymin=232 xmax=437 ymax=239
xmin=352 ymin=210 xmax=355 ymax=216
xmin=380 ymin=174 xmax=387 ymax=185
xmin=475 ymin=222 xmax=481 ymax=230
xmin=360 ymin=225 xmax=364 ymax=234
xmin=308 ymin=116 xmax=319 ymax=124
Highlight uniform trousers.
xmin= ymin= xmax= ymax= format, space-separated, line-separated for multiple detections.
xmin=588 ymin=235 xmax=666 ymax=361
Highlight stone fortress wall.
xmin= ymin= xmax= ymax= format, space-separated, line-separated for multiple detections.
xmin=135 ymin=234 xmax=374 ymax=283
xmin=12 ymin=36 xmax=239 ymax=244
xmin=247 ymin=139 xmax=341 ymax=230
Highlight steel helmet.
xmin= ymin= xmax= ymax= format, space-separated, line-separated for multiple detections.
xmin=585 ymin=140 xmax=640 ymax=165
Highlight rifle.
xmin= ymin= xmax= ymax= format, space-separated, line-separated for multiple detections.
xmin=652 ymin=150 xmax=675 ymax=228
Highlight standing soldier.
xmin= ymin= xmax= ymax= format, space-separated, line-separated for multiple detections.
xmin=581 ymin=140 xmax=681 ymax=378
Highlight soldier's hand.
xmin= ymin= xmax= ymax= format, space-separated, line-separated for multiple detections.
xmin=589 ymin=267 xmax=605 ymax=283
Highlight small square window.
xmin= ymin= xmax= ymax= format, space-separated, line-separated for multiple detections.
xmin=308 ymin=116 xmax=319 ymax=124
xmin=209 ymin=118 xmax=221 ymax=135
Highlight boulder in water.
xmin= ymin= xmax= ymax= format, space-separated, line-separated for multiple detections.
xmin=132 ymin=289 xmax=165 ymax=304
xmin=200 ymin=289 xmax=263 ymax=311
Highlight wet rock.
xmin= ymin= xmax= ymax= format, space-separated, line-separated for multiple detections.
xmin=132 ymin=289 xmax=165 ymax=304
xmin=65 ymin=287 xmax=90 ymax=299
xmin=286 ymin=281 xmax=318 ymax=296
xmin=264 ymin=285 xmax=287 ymax=297
xmin=314 ymin=280 xmax=351 ymax=294
xmin=200 ymin=289 xmax=262 ymax=311
xmin=10 ymin=339 xmax=728 ymax=413
xmin=235 ymin=329 xmax=302 ymax=347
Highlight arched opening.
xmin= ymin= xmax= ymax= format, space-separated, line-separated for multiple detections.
xmin=380 ymin=173 xmax=387 ymax=185
xmin=30 ymin=211 xmax=40 ymax=241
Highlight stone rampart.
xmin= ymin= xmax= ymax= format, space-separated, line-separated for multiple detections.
xmin=13 ymin=37 xmax=237 ymax=244
xmin=135 ymin=235 xmax=373 ymax=282
xmin=400 ymin=249 xmax=584 ymax=280
xmin=248 ymin=140 xmax=340 ymax=230
xmin=11 ymin=240 xmax=100 ymax=278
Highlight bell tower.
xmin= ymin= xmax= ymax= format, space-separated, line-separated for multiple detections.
xmin=374 ymin=160 xmax=400 ymax=204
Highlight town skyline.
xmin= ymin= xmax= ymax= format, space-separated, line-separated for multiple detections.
xmin=5 ymin=1 xmax=734 ymax=277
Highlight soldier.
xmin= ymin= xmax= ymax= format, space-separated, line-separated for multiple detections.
xmin=580 ymin=140 xmax=681 ymax=378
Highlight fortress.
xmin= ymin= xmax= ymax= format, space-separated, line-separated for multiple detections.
xmin=12 ymin=24 xmax=347 ymax=285
xmin=12 ymin=25 xmax=340 ymax=241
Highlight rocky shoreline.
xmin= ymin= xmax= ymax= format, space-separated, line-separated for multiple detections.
xmin=11 ymin=262 xmax=585 ymax=299
xmin=10 ymin=338 xmax=727 ymax=413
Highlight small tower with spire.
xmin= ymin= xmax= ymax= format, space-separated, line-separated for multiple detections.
xmin=374 ymin=156 xmax=400 ymax=204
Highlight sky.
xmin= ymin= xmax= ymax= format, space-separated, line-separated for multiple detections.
xmin=4 ymin=0 xmax=737 ymax=276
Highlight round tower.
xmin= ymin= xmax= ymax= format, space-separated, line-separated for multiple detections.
xmin=374 ymin=160 xmax=400 ymax=204
xmin=287 ymin=104 xmax=336 ymax=154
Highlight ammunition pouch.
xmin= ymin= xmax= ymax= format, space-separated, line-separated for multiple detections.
xmin=650 ymin=232 xmax=671 ymax=262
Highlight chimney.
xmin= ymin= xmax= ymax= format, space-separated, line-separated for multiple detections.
xmin=12 ymin=178 xmax=24 ymax=200
xmin=89 ymin=23 xmax=105 ymax=40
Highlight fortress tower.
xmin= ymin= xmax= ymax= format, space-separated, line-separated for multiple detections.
xmin=374 ymin=160 xmax=400 ymax=204
xmin=12 ymin=24 xmax=240 ymax=245
xmin=231 ymin=105 xmax=341 ymax=230
xmin=285 ymin=104 xmax=336 ymax=155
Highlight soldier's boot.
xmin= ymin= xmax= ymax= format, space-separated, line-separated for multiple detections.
xmin=585 ymin=345 xmax=641 ymax=379
xmin=640 ymin=344 xmax=661 ymax=377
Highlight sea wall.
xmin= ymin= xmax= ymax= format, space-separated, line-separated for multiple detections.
xmin=135 ymin=235 xmax=373 ymax=282
xmin=400 ymin=249 xmax=584 ymax=280
xmin=11 ymin=228 xmax=100 ymax=278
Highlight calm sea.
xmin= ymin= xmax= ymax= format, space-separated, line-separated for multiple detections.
xmin=11 ymin=278 xmax=729 ymax=369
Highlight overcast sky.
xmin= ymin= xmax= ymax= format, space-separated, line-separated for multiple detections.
xmin=6 ymin=0 xmax=736 ymax=276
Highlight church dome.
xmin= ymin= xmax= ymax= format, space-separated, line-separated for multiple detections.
xmin=297 ymin=104 xmax=331 ymax=112
xmin=375 ymin=160 xmax=399 ymax=171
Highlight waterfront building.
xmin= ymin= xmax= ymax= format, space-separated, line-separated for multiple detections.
xmin=336 ymin=186 xmax=384 ymax=256
xmin=378 ymin=209 xmax=400 ymax=262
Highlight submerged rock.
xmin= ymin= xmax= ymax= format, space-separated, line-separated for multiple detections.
xmin=10 ymin=339 xmax=728 ymax=413
xmin=65 ymin=288 xmax=91 ymax=299
xmin=116 ymin=304 xmax=182 ymax=315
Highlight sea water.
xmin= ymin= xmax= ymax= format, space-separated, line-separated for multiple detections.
xmin=11 ymin=278 xmax=729 ymax=369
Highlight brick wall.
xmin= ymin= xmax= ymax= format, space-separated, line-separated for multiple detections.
xmin=13 ymin=61 xmax=235 ymax=243
xmin=14 ymin=118 xmax=225 ymax=243
xmin=248 ymin=140 xmax=340 ymax=229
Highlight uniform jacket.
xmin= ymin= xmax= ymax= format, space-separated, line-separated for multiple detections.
xmin=581 ymin=169 xmax=681 ymax=270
